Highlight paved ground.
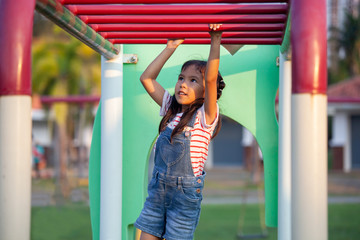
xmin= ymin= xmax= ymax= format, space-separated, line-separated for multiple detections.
xmin=31 ymin=167 xmax=360 ymax=206
xmin=202 ymin=167 xmax=360 ymax=205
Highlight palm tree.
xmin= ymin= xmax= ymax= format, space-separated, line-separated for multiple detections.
xmin=32 ymin=23 xmax=101 ymax=201
xmin=338 ymin=7 xmax=360 ymax=76
xmin=329 ymin=3 xmax=360 ymax=83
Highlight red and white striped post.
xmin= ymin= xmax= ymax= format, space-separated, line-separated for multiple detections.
xmin=0 ymin=1 xmax=35 ymax=239
xmin=291 ymin=0 xmax=328 ymax=239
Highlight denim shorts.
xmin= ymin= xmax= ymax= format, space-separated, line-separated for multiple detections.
xmin=134 ymin=171 xmax=205 ymax=240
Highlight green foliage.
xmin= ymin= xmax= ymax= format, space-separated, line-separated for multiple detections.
xmin=32 ymin=21 xmax=101 ymax=139
xmin=328 ymin=60 xmax=352 ymax=85
xmin=329 ymin=4 xmax=360 ymax=84
xmin=338 ymin=11 xmax=360 ymax=75
xmin=32 ymin=24 xmax=101 ymax=96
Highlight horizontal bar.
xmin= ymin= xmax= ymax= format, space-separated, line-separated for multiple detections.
xmin=108 ymin=38 xmax=282 ymax=44
xmin=61 ymin=0 xmax=288 ymax=4
xmin=277 ymin=96 xmax=360 ymax=103
xmin=35 ymin=0 xmax=119 ymax=59
xmin=328 ymin=97 xmax=360 ymax=103
xmin=43 ymin=96 xmax=360 ymax=104
xmin=41 ymin=95 xmax=100 ymax=104
xmin=91 ymin=23 xmax=285 ymax=32
xmin=81 ymin=14 xmax=287 ymax=24
xmin=101 ymin=31 xmax=283 ymax=38
xmin=67 ymin=4 xmax=288 ymax=15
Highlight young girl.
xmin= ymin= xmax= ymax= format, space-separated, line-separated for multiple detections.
xmin=135 ymin=24 xmax=225 ymax=240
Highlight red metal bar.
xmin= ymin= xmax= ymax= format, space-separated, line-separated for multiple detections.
xmin=276 ymin=96 xmax=360 ymax=104
xmin=0 ymin=0 xmax=35 ymax=95
xmin=61 ymin=0 xmax=288 ymax=4
xmin=328 ymin=97 xmax=360 ymax=103
xmin=108 ymin=38 xmax=282 ymax=44
xmin=101 ymin=31 xmax=283 ymax=38
xmin=41 ymin=95 xmax=100 ymax=104
xmin=291 ymin=0 xmax=327 ymax=94
xmin=91 ymin=23 xmax=285 ymax=32
xmin=67 ymin=4 xmax=288 ymax=15
xmin=81 ymin=14 xmax=287 ymax=24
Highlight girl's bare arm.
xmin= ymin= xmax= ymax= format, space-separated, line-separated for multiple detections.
xmin=140 ymin=39 xmax=184 ymax=106
xmin=204 ymin=24 xmax=222 ymax=125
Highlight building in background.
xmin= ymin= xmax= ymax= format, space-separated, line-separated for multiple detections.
xmin=328 ymin=77 xmax=360 ymax=172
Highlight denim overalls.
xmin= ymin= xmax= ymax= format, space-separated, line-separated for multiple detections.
xmin=135 ymin=113 xmax=206 ymax=240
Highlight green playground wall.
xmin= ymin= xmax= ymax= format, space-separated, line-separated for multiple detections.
xmin=89 ymin=44 xmax=279 ymax=240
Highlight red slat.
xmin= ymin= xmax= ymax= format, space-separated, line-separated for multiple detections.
xmin=91 ymin=23 xmax=285 ymax=32
xmin=101 ymin=31 xmax=283 ymax=38
xmin=81 ymin=14 xmax=287 ymax=24
xmin=108 ymin=38 xmax=282 ymax=44
xmin=67 ymin=4 xmax=288 ymax=15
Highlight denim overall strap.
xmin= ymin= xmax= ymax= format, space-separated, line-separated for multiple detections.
xmin=153 ymin=110 xmax=199 ymax=178
xmin=187 ymin=110 xmax=197 ymax=128
xmin=135 ymin=109 xmax=205 ymax=240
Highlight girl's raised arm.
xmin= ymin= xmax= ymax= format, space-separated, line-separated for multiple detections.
xmin=204 ymin=24 xmax=222 ymax=125
xmin=140 ymin=39 xmax=184 ymax=106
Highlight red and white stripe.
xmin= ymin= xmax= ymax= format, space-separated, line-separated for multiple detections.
xmin=159 ymin=91 xmax=218 ymax=177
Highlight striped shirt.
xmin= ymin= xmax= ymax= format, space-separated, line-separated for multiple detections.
xmin=159 ymin=91 xmax=219 ymax=177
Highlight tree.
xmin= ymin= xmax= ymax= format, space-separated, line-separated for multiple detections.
xmin=32 ymin=21 xmax=101 ymax=201
xmin=329 ymin=4 xmax=360 ymax=84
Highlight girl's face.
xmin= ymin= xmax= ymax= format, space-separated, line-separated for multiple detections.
xmin=175 ymin=64 xmax=205 ymax=112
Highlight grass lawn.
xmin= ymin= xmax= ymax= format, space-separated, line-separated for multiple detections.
xmin=31 ymin=203 xmax=360 ymax=240
xmin=196 ymin=203 xmax=360 ymax=240
xmin=31 ymin=204 xmax=92 ymax=240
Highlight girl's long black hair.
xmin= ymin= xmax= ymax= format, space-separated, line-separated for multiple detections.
xmin=159 ymin=60 xmax=226 ymax=141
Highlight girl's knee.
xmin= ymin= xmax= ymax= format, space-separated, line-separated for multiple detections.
xmin=140 ymin=231 xmax=162 ymax=240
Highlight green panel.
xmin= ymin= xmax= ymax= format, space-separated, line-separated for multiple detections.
xmin=89 ymin=44 xmax=279 ymax=240
xmin=122 ymin=44 xmax=279 ymax=230
xmin=89 ymin=102 xmax=101 ymax=240
xmin=219 ymin=45 xmax=279 ymax=226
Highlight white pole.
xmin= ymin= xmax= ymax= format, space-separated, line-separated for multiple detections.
xmin=291 ymin=94 xmax=328 ymax=240
xmin=100 ymin=45 xmax=123 ymax=240
xmin=278 ymin=51 xmax=292 ymax=240
xmin=0 ymin=96 xmax=32 ymax=240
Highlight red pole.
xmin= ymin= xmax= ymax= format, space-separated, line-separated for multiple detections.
xmin=101 ymin=31 xmax=283 ymax=38
xmin=68 ymin=4 xmax=288 ymax=15
xmin=292 ymin=1 xmax=327 ymax=93
xmin=0 ymin=1 xmax=35 ymax=240
xmin=91 ymin=23 xmax=285 ymax=32
xmin=61 ymin=0 xmax=288 ymax=4
xmin=0 ymin=0 xmax=33 ymax=95
xmin=291 ymin=0 xmax=327 ymax=239
xmin=81 ymin=14 xmax=287 ymax=24
xmin=108 ymin=38 xmax=282 ymax=44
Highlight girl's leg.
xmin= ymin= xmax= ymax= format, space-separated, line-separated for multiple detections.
xmin=140 ymin=231 xmax=162 ymax=240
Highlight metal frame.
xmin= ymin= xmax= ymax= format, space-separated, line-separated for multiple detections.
xmin=0 ymin=0 xmax=329 ymax=239
xmin=39 ymin=0 xmax=289 ymax=45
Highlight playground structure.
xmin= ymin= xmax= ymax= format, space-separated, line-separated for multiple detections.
xmin=0 ymin=0 xmax=327 ymax=240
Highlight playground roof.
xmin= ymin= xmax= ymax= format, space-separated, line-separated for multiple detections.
xmin=35 ymin=0 xmax=290 ymax=59
xmin=328 ymin=76 xmax=360 ymax=100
